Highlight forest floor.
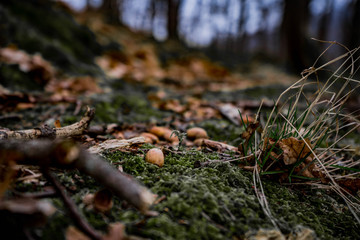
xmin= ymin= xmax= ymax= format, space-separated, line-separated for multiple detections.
xmin=0 ymin=1 xmax=359 ymax=240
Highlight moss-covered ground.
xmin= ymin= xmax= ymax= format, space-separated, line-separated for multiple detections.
xmin=31 ymin=146 xmax=358 ymax=239
xmin=1 ymin=1 xmax=359 ymax=239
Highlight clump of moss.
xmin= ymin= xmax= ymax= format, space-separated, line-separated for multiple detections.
xmin=195 ymin=119 xmax=243 ymax=146
xmin=0 ymin=1 xmax=102 ymax=76
xmin=0 ymin=64 xmax=44 ymax=91
xmin=94 ymin=93 xmax=166 ymax=124
xmin=103 ymin=148 xmax=359 ymax=239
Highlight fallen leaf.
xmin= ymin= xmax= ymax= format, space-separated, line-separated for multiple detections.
xmin=279 ymin=137 xmax=313 ymax=165
xmin=66 ymin=226 xmax=90 ymax=240
xmin=103 ymin=222 xmax=125 ymax=240
xmin=54 ymin=120 xmax=62 ymax=128
xmin=93 ymin=189 xmax=113 ymax=213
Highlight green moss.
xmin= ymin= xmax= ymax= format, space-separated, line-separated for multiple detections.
xmin=94 ymin=93 xmax=166 ymax=124
xmin=0 ymin=64 xmax=44 ymax=91
xmin=102 ymin=149 xmax=359 ymax=240
xmin=0 ymin=1 xmax=102 ymax=76
xmin=195 ymin=119 xmax=243 ymax=146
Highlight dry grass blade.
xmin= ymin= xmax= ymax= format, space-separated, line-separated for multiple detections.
xmin=253 ymin=42 xmax=360 ymax=225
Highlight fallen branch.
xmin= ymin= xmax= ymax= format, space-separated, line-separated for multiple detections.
xmin=0 ymin=139 xmax=155 ymax=212
xmin=0 ymin=106 xmax=95 ymax=140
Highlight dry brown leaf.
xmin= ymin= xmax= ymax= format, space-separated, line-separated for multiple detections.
xmin=66 ymin=226 xmax=90 ymax=240
xmin=0 ymin=47 xmax=55 ymax=85
xmin=103 ymin=222 xmax=125 ymax=240
xmin=54 ymin=120 xmax=62 ymax=128
xmin=46 ymin=76 xmax=102 ymax=96
xmin=0 ymin=160 xmax=17 ymax=198
xmin=93 ymin=189 xmax=113 ymax=213
xmin=279 ymin=137 xmax=313 ymax=165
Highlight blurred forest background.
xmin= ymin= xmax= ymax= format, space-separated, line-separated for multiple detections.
xmin=65 ymin=0 xmax=360 ymax=73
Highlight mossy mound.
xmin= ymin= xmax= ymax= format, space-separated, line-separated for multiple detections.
xmin=99 ymin=149 xmax=358 ymax=240
xmin=0 ymin=0 xmax=103 ymax=76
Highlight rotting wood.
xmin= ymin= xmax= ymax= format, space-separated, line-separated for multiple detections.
xmin=0 ymin=106 xmax=95 ymax=140
xmin=0 ymin=139 xmax=155 ymax=212
xmin=88 ymin=137 xmax=146 ymax=154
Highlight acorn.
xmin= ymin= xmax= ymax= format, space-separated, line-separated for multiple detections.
xmin=186 ymin=127 xmax=208 ymax=140
xmin=145 ymin=148 xmax=164 ymax=167
xmin=149 ymin=126 xmax=168 ymax=138
xmin=141 ymin=132 xmax=159 ymax=144
xmin=194 ymin=138 xmax=205 ymax=146
xmin=163 ymin=129 xmax=179 ymax=143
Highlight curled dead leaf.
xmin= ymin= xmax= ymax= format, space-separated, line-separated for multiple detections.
xmin=279 ymin=137 xmax=313 ymax=165
xmin=93 ymin=189 xmax=113 ymax=213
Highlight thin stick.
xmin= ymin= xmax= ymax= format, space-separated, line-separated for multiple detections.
xmin=42 ymin=169 xmax=102 ymax=240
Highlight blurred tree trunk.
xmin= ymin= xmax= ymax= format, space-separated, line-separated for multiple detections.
xmin=100 ymin=0 xmax=122 ymax=24
xmin=317 ymin=0 xmax=332 ymax=41
xmin=348 ymin=0 xmax=360 ymax=50
xmin=281 ymin=0 xmax=310 ymax=73
xmin=167 ymin=0 xmax=180 ymax=39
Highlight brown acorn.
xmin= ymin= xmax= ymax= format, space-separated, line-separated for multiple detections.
xmin=187 ymin=127 xmax=208 ymax=140
xmin=145 ymin=148 xmax=164 ymax=167
xmin=141 ymin=132 xmax=159 ymax=143
xmin=149 ymin=126 xmax=168 ymax=138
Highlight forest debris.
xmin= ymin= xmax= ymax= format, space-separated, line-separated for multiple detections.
xmin=217 ymin=103 xmax=242 ymax=125
xmin=0 ymin=106 xmax=95 ymax=140
xmin=66 ymin=226 xmax=91 ymax=240
xmin=186 ymin=127 xmax=208 ymax=140
xmin=336 ymin=178 xmax=360 ymax=195
xmin=0 ymin=139 xmax=155 ymax=212
xmin=88 ymin=137 xmax=145 ymax=154
xmin=145 ymin=148 xmax=164 ymax=167
xmin=201 ymin=139 xmax=238 ymax=152
xmin=140 ymin=132 xmax=159 ymax=144
xmin=149 ymin=126 xmax=169 ymax=138
xmin=238 ymin=121 xmax=260 ymax=154
xmin=43 ymin=169 xmax=102 ymax=240
xmin=0 ymin=46 xmax=55 ymax=85
xmin=278 ymin=137 xmax=313 ymax=165
xmin=46 ymin=76 xmax=103 ymax=97
xmin=261 ymin=137 xmax=319 ymax=180
xmin=245 ymin=228 xmax=285 ymax=240
xmin=0 ymin=159 xmax=17 ymax=198
xmin=0 ymin=198 xmax=56 ymax=227
xmin=288 ymin=227 xmax=316 ymax=240
xmin=163 ymin=129 xmax=179 ymax=144
xmin=93 ymin=189 xmax=113 ymax=213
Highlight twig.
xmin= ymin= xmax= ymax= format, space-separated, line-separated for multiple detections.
xmin=12 ymin=188 xmax=57 ymax=199
xmin=0 ymin=139 xmax=155 ymax=212
xmin=0 ymin=106 xmax=94 ymax=140
xmin=42 ymin=169 xmax=102 ymax=240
